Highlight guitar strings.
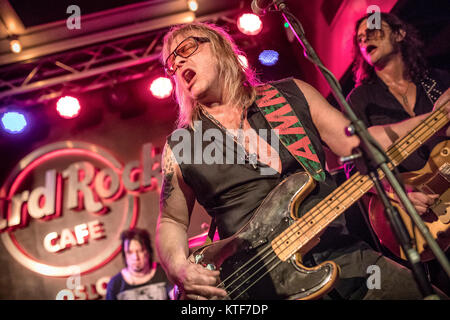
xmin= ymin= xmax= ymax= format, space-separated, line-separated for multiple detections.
xmin=214 ymin=107 xmax=448 ymax=299
xmin=273 ymin=108 xmax=447 ymax=259
xmin=223 ymin=112 xmax=445 ymax=300
xmin=218 ymin=108 xmax=447 ymax=299
xmin=274 ymin=106 xmax=448 ymax=255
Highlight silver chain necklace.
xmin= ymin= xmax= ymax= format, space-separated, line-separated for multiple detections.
xmin=199 ymin=105 xmax=258 ymax=169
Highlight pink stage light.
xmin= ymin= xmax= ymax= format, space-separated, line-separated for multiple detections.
xmin=237 ymin=13 xmax=262 ymax=36
xmin=150 ymin=77 xmax=173 ymax=99
xmin=56 ymin=96 xmax=81 ymax=119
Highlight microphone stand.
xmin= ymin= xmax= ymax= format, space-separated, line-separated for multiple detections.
xmin=267 ymin=0 xmax=450 ymax=299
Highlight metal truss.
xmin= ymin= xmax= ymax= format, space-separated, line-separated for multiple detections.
xmin=0 ymin=9 xmax=260 ymax=109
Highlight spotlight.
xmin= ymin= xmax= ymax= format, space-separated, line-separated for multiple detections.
xmin=56 ymin=96 xmax=81 ymax=119
xmin=1 ymin=111 xmax=27 ymax=134
xmin=9 ymin=36 xmax=22 ymax=54
xmin=150 ymin=77 xmax=173 ymax=99
xmin=259 ymin=50 xmax=279 ymax=66
xmin=237 ymin=13 xmax=262 ymax=36
xmin=187 ymin=0 xmax=198 ymax=12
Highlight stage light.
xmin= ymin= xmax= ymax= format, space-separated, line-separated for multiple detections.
xmin=56 ymin=96 xmax=81 ymax=119
xmin=237 ymin=13 xmax=262 ymax=36
xmin=1 ymin=111 xmax=27 ymax=134
xmin=150 ymin=77 xmax=173 ymax=99
xmin=9 ymin=37 xmax=22 ymax=54
xmin=259 ymin=50 xmax=279 ymax=66
xmin=238 ymin=55 xmax=248 ymax=69
xmin=187 ymin=0 xmax=198 ymax=12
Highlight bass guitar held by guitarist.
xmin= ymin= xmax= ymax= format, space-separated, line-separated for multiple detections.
xmin=346 ymin=12 xmax=450 ymax=295
xmin=155 ymin=19 xmax=450 ymax=300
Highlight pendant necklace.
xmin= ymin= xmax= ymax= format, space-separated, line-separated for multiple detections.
xmin=199 ymin=104 xmax=258 ymax=169
xmin=400 ymin=82 xmax=410 ymax=110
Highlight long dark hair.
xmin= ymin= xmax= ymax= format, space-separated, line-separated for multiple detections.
xmin=120 ymin=228 xmax=153 ymax=266
xmin=352 ymin=12 xmax=428 ymax=85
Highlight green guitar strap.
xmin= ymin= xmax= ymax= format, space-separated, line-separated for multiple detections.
xmin=204 ymin=83 xmax=326 ymax=245
xmin=255 ymin=83 xmax=326 ymax=182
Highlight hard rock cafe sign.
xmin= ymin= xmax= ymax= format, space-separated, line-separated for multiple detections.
xmin=0 ymin=141 xmax=161 ymax=279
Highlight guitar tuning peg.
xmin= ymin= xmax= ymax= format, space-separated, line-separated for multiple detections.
xmin=339 ymin=152 xmax=362 ymax=164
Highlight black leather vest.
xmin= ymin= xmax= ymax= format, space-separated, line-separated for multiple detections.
xmin=167 ymin=78 xmax=345 ymax=239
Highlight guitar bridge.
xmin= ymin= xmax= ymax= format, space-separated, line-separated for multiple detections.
xmin=439 ymin=162 xmax=450 ymax=182
xmin=431 ymin=189 xmax=450 ymax=224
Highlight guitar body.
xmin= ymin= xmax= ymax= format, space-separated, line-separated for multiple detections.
xmin=369 ymin=140 xmax=450 ymax=261
xmin=190 ymin=172 xmax=339 ymax=300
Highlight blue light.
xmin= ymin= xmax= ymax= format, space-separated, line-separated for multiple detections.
xmin=1 ymin=111 xmax=27 ymax=134
xmin=258 ymin=50 xmax=279 ymax=66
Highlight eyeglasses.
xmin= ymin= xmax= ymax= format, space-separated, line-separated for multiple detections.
xmin=357 ymin=28 xmax=385 ymax=44
xmin=164 ymin=36 xmax=210 ymax=76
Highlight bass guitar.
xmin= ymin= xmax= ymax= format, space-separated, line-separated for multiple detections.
xmin=189 ymin=103 xmax=449 ymax=300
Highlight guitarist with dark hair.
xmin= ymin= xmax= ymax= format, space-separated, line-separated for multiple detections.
xmin=346 ymin=12 xmax=450 ymax=295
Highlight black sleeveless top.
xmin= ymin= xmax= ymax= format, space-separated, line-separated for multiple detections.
xmin=167 ymin=78 xmax=347 ymax=239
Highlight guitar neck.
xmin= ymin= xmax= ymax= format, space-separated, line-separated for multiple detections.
xmin=273 ymin=104 xmax=449 ymax=261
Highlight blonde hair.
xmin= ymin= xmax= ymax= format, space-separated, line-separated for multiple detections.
xmin=161 ymin=22 xmax=261 ymax=128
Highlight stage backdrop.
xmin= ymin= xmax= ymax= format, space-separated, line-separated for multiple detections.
xmin=0 ymin=81 xmax=212 ymax=300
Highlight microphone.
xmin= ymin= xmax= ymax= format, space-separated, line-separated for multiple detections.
xmin=251 ymin=0 xmax=274 ymax=16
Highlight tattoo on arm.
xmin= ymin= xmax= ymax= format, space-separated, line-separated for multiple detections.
xmin=160 ymin=146 xmax=176 ymax=209
xmin=161 ymin=172 xmax=175 ymax=209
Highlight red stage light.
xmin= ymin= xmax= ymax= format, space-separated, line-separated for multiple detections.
xmin=150 ymin=77 xmax=173 ymax=99
xmin=56 ymin=96 xmax=81 ymax=119
xmin=237 ymin=13 xmax=262 ymax=36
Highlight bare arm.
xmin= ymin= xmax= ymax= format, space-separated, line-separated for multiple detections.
xmin=363 ymin=87 xmax=450 ymax=149
xmin=294 ymin=79 xmax=443 ymax=214
xmin=367 ymin=114 xmax=429 ymax=150
xmin=375 ymin=87 xmax=450 ymax=213
xmin=293 ymin=79 xmax=360 ymax=157
xmin=155 ymin=142 xmax=227 ymax=300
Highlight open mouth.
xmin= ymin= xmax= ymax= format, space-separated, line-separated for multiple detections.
xmin=366 ymin=45 xmax=377 ymax=54
xmin=182 ymin=69 xmax=196 ymax=86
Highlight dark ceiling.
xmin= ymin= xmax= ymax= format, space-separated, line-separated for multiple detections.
xmin=9 ymin=0 xmax=152 ymax=27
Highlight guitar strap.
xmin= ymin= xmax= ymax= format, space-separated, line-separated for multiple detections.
xmin=420 ymin=73 xmax=445 ymax=105
xmin=204 ymin=218 xmax=216 ymax=245
xmin=255 ymin=83 xmax=326 ymax=182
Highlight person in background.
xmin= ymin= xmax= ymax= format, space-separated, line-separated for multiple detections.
xmin=346 ymin=12 xmax=450 ymax=295
xmin=106 ymin=228 xmax=173 ymax=300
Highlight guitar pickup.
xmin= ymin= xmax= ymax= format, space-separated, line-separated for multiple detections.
xmin=248 ymin=238 xmax=268 ymax=251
